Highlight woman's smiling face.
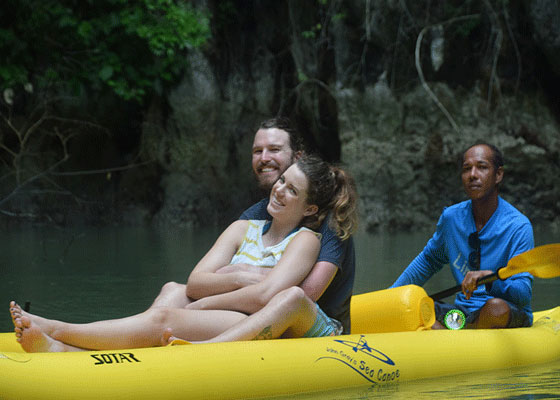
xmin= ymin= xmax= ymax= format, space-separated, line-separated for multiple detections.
xmin=267 ymin=164 xmax=317 ymax=223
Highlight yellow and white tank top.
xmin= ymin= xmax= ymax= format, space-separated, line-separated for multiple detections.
xmin=230 ymin=220 xmax=320 ymax=268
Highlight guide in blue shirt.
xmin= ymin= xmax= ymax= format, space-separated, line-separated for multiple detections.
xmin=391 ymin=143 xmax=534 ymax=329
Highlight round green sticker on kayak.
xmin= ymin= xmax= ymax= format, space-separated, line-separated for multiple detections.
xmin=444 ymin=309 xmax=466 ymax=330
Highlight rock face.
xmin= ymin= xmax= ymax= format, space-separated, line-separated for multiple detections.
xmin=3 ymin=2 xmax=559 ymax=232
xmin=340 ymin=82 xmax=560 ymax=231
xmin=132 ymin=1 xmax=560 ymax=231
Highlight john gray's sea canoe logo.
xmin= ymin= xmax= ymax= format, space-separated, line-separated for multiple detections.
xmin=316 ymin=335 xmax=400 ymax=384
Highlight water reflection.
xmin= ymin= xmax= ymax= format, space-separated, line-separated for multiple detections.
xmin=284 ymin=360 xmax=560 ymax=399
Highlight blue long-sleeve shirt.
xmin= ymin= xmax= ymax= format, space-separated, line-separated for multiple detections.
xmin=391 ymin=197 xmax=534 ymax=323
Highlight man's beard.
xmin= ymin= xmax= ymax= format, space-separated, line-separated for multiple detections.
xmin=256 ymin=155 xmax=295 ymax=194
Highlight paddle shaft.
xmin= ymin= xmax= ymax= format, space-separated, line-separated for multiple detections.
xmin=430 ymin=270 xmax=499 ymax=301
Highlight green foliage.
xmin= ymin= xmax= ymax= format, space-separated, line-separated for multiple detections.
xmin=301 ymin=0 xmax=345 ymax=39
xmin=297 ymin=70 xmax=309 ymax=83
xmin=302 ymin=23 xmax=322 ymax=39
xmin=0 ymin=0 xmax=211 ymax=102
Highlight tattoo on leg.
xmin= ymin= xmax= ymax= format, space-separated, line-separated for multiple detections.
xmin=254 ymin=326 xmax=273 ymax=340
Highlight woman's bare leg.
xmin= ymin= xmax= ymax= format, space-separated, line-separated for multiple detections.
xmin=148 ymin=281 xmax=192 ymax=309
xmin=10 ymin=301 xmax=246 ymax=352
xmin=165 ymin=287 xmax=317 ymax=344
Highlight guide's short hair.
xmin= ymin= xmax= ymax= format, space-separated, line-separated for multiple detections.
xmin=463 ymin=142 xmax=504 ymax=170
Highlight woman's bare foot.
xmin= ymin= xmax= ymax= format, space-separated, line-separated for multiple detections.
xmin=14 ymin=316 xmax=79 ymax=353
xmin=9 ymin=301 xmax=24 ymax=324
xmin=10 ymin=301 xmax=58 ymax=336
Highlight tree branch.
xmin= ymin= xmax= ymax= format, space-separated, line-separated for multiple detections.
xmin=483 ymin=0 xmax=503 ymax=108
xmin=502 ymin=3 xmax=522 ymax=95
xmin=0 ymin=155 xmax=69 ymax=207
xmin=415 ymin=15 xmax=480 ymax=134
xmin=49 ymin=159 xmax=154 ymax=176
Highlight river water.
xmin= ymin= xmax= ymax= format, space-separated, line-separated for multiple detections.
xmin=1 ymin=224 xmax=560 ymax=398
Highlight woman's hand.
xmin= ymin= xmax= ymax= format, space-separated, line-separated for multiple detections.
xmin=215 ymin=264 xmax=270 ymax=288
xmin=216 ymin=263 xmax=270 ymax=275
xmin=236 ymin=272 xmax=267 ymax=287
xmin=461 ymin=270 xmax=494 ymax=299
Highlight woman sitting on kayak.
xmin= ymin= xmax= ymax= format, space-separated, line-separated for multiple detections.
xmin=10 ymin=154 xmax=358 ymax=352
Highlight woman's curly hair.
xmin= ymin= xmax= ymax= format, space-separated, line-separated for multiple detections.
xmin=296 ymin=154 xmax=358 ymax=240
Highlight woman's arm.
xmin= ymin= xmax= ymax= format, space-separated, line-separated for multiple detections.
xmin=185 ymin=220 xmax=251 ymax=300
xmin=187 ymin=230 xmax=320 ymax=314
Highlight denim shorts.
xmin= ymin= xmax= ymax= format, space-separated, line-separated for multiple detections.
xmin=434 ymin=300 xmax=531 ymax=328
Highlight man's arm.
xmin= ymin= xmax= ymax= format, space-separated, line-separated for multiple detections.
xmin=391 ymin=214 xmax=448 ymax=288
xmin=390 ymin=242 xmax=446 ymax=288
xmin=462 ymin=270 xmax=533 ymax=307
xmin=299 ymin=261 xmax=337 ymax=302
xmin=487 ymin=274 xmax=533 ymax=307
xmin=486 ymin=222 xmax=535 ymax=306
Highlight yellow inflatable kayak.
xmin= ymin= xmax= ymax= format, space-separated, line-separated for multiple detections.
xmin=1 ymin=285 xmax=559 ymax=400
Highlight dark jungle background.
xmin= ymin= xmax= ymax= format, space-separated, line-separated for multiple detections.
xmin=2 ymin=0 xmax=559 ymax=232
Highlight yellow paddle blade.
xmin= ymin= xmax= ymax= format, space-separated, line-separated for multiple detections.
xmin=499 ymin=243 xmax=560 ymax=279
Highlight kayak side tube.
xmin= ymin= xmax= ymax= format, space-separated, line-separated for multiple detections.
xmin=0 ymin=287 xmax=559 ymax=400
